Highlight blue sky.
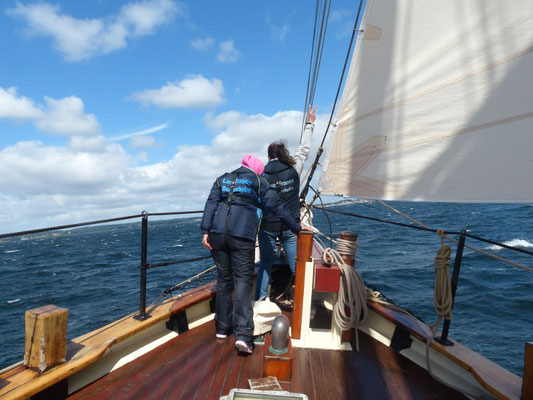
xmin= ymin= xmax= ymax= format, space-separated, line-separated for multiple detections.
xmin=0 ymin=0 xmax=361 ymax=233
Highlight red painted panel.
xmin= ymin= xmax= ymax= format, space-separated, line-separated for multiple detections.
xmin=313 ymin=261 xmax=340 ymax=293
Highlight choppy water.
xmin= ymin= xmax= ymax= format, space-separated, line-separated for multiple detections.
xmin=1 ymin=202 xmax=532 ymax=377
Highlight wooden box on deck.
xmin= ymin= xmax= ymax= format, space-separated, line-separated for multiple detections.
xmin=24 ymin=305 xmax=68 ymax=372
xmin=313 ymin=261 xmax=340 ymax=292
xmin=262 ymin=334 xmax=293 ymax=382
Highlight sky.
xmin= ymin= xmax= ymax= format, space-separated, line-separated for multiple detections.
xmin=0 ymin=0 xmax=362 ymax=234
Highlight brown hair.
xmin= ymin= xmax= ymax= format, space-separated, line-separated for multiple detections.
xmin=267 ymin=141 xmax=295 ymax=166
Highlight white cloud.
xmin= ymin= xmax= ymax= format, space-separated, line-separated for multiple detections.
xmin=119 ymin=0 xmax=182 ymax=36
xmin=34 ymin=96 xmax=100 ymax=136
xmin=190 ymin=37 xmax=215 ymax=51
xmin=130 ymin=135 xmax=155 ymax=149
xmin=0 ymin=140 xmax=129 ymax=197
xmin=204 ymin=110 xmax=245 ymax=130
xmin=217 ymin=40 xmax=240 ymax=63
xmin=269 ymin=23 xmax=289 ymax=42
xmin=0 ymin=87 xmax=100 ymax=137
xmin=0 ymin=87 xmax=43 ymax=120
xmin=111 ymin=123 xmax=169 ymax=141
xmin=8 ymin=0 xmax=182 ymax=61
xmin=0 ymin=109 xmax=327 ymax=233
xmin=129 ymin=75 xmax=225 ymax=109
xmin=330 ymin=9 xmax=354 ymax=39
xmin=329 ymin=10 xmax=344 ymax=23
xmin=266 ymin=14 xmax=291 ymax=42
xmin=68 ymin=135 xmax=108 ymax=152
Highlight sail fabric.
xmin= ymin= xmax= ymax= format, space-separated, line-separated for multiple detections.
xmin=320 ymin=0 xmax=533 ymax=203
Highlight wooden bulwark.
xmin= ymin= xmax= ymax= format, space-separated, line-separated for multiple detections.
xmin=0 ymin=266 xmax=524 ymax=400
xmin=368 ymin=301 xmax=523 ymax=400
xmin=0 ymin=282 xmax=216 ymax=400
xmin=523 ymin=342 xmax=533 ymax=400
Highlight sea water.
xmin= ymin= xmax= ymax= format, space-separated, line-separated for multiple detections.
xmin=1 ymin=202 xmax=532 ymax=377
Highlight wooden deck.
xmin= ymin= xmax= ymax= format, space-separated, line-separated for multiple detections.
xmin=67 ymin=320 xmax=467 ymax=400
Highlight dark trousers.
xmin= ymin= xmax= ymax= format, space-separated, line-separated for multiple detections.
xmin=209 ymin=233 xmax=255 ymax=342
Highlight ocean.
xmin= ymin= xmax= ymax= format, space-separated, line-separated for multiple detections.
xmin=1 ymin=201 xmax=532 ymax=377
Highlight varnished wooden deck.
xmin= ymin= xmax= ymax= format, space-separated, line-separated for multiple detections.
xmin=68 ymin=320 xmax=467 ymax=400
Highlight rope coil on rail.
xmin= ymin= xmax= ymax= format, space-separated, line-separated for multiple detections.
xmin=423 ymin=230 xmax=478 ymax=397
xmin=318 ymin=238 xmax=367 ymax=351
xmin=433 ymin=230 xmax=453 ymax=320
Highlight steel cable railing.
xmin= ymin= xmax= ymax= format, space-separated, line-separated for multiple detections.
xmin=0 ymin=210 xmax=210 ymax=321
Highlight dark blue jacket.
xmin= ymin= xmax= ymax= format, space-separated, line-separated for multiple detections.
xmin=201 ymin=166 xmax=301 ymax=241
xmin=261 ymin=160 xmax=300 ymax=232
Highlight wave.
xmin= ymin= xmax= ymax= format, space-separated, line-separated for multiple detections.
xmin=7 ymin=299 xmax=20 ymax=304
xmin=4 ymin=250 xmax=20 ymax=253
xmin=485 ymin=238 xmax=533 ymax=251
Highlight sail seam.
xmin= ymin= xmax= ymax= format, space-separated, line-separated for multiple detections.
xmin=330 ymin=110 xmax=533 ymax=161
xmin=338 ymin=45 xmax=533 ymax=127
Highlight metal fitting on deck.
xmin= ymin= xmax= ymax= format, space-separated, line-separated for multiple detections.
xmin=270 ymin=314 xmax=290 ymax=354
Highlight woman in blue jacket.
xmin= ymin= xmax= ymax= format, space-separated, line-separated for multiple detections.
xmin=201 ymin=154 xmax=306 ymax=354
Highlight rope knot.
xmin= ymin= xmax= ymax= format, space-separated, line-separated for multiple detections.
xmin=434 ymin=245 xmax=452 ymax=270
xmin=436 ymin=229 xmax=446 ymax=245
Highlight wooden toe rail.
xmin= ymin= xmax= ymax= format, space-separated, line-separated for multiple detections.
xmin=0 ymin=283 xmax=216 ymax=400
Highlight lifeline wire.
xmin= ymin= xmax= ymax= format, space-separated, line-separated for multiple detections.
xmin=313 ymin=205 xmax=533 ymax=261
xmin=374 ymin=199 xmax=533 ymax=272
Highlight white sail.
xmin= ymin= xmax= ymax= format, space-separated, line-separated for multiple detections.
xmin=320 ymin=0 xmax=533 ymax=203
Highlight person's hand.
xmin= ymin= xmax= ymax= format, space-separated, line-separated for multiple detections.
xmin=307 ymin=104 xmax=318 ymax=123
xmin=202 ymin=233 xmax=212 ymax=250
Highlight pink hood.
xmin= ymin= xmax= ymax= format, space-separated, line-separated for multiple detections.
xmin=241 ymin=154 xmax=264 ymax=175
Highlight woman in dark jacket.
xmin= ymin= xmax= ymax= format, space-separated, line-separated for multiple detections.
xmin=201 ymin=154 xmax=306 ymax=354
xmin=255 ymin=106 xmax=316 ymax=302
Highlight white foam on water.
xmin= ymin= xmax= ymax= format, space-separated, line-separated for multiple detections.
xmin=486 ymin=239 xmax=533 ymax=251
xmin=7 ymin=299 xmax=20 ymax=304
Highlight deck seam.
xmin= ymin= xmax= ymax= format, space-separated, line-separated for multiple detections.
xmin=216 ymin=347 xmax=233 ymax=399
xmin=193 ymin=338 xmax=227 ymax=400
xmin=178 ymin=336 xmax=217 ymax=399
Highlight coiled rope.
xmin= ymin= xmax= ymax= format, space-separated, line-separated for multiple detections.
xmin=423 ymin=230 xmax=478 ymax=397
xmin=433 ymin=230 xmax=453 ymax=321
xmin=318 ymin=238 xmax=367 ymax=351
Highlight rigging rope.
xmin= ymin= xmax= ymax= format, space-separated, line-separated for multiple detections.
xmin=313 ymin=203 xmax=533 ymax=271
xmin=375 ymin=199 xmax=533 ymax=272
xmin=316 ymin=238 xmax=367 ymax=351
xmin=300 ymin=0 xmax=365 ymax=201
xmin=300 ymin=0 xmax=332 ymax=142
xmin=160 ymin=264 xmax=217 ymax=297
